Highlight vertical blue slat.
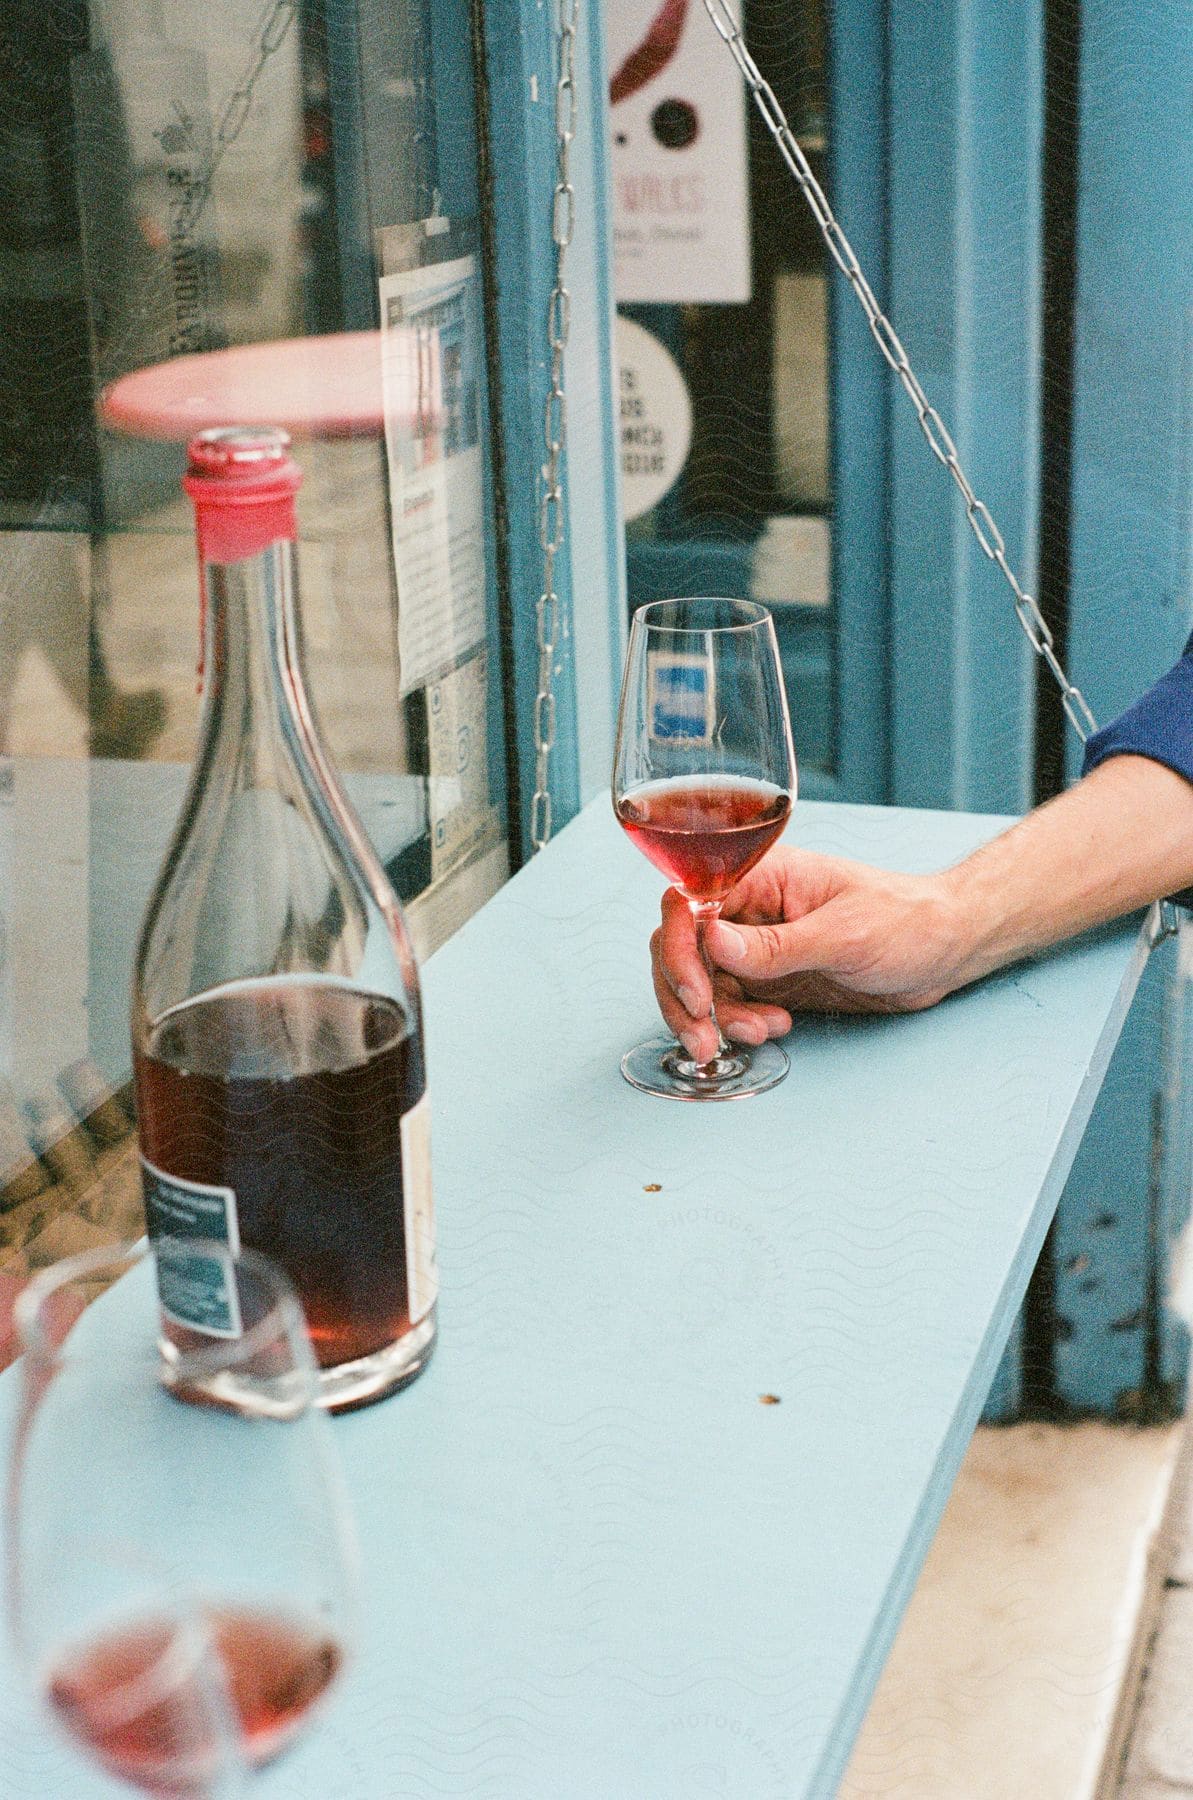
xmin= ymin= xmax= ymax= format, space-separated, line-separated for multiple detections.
xmin=567 ymin=0 xmax=627 ymax=802
xmin=886 ymin=0 xmax=1040 ymax=813
xmin=829 ymin=0 xmax=890 ymax=804
xmin=881 ymin=0 xmax=1043 ymax=1418
xmin=1053 ymin=0 xmax=1193 ymax=1415
xmin=1063 ymin=0 xmax=1193 ymax=769
xmin=1052 ymin=950 xmax=1166 ymax=1414
xmin=428 ymin=0 xmax=481 ymax=217
xmin=477 ymin=0 xmax=582 ymax=855
xmin=324 ymin=2 xmax=376 ymax=330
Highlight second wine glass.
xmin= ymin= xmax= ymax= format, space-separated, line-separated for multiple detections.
xmin=7 ymin=1239 xmax=358 ymax=1797
xmin=613 ymin=597 xmax=797 ymax=1100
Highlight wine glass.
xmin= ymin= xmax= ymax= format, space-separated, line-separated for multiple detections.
xmin=613 ymin=597 xmax=796 ymax=1100
xmin=7 ymin=1239 xmax=358 ymax=1796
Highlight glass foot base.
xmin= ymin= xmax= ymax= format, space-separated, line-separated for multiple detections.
xmin=620 ymin=1034 xmax=789 ymax=1101
xmin=161 ymin=1310 xmax=437 ymax=1417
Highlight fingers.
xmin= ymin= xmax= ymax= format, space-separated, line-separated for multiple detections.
xmin=653 ymin=882 xmax=805 ymax=1057
xmin=706 ymin=907 xmax=839 ymax=984
xmin=714 ymin=990 xmax=794 ymax=1044
xmin=656 ymin=886 xmax=711 ymax=1017
xmin=651 ymin=931 xmax=715 ymax=1060
xmin=651 ymin=927 xmax=792 ymax=1059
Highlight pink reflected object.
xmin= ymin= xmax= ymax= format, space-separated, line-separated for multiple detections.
xmin=100 ymin=332 xmax=386 ymax=441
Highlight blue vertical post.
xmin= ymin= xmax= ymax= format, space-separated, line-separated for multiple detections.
xmin=475 ymin=0 xmax=623 ymax=855
xmin=880 ymin=0 xmax=1045 ymax=1418
xmin=1050 ymin=0 xmax=1193 ymax=1416
xmin=828 ymin=0 xmax=890 ymax=806
xmin=885 ymin=0 xmax=1042 ymax=815
xmin=475 ymin=0 xmax=578 ymax=858
xmin=567 ymin=0 xmax=628 ymax=802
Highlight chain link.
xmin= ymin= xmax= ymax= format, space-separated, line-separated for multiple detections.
xmin=531 ymin=0 xmax=580 ymax=851
xmin=174 ymin=0 xmax=298 ymax=240
xmin=703 ymin=0 xmax=1099 ymax=744
xmin=1150 ymin=900 xmax=1183 ymax=947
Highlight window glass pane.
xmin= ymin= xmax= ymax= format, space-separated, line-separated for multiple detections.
xmin=607 ymin=0 xmax=834 ymax=780
xmin=0 ymin=0 xmax=509 ymax=1238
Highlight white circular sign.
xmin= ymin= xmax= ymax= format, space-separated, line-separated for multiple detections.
xmin=616 ymin=315 xmax=693 ymax=522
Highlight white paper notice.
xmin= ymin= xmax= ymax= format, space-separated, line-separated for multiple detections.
xmin=608 ymin=0 xmax=751 ymax=303
xmin=427 ymin=650 xmax=502 ymax=881
xmin=380 ymin=255 xmax=486 ymax=695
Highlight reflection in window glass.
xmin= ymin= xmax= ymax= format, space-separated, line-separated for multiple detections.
xmin=607 ymin=0 xmax=833 ymax=778
xmin=0 ymin=1 xmax=509 ymax=1263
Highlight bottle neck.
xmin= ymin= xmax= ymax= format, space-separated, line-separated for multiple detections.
xmin=200 ymin=538 xmax=315 ymax=781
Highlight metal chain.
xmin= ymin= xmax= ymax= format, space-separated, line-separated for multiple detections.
xmin=173 ymin=0 xmax=299 ymax=240
xmin=531 ymin=0 xmax=580 ymax=851
xmin=1151 ymin=900 xmax=1183 ymax=946
xmin=702 ymin=0 xmax=1099 ymax=746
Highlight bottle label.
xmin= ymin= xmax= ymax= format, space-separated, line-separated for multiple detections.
xmin=401 ymin=1093 xmax=437 ymax=1325
xmin=140 ymin=1156 xmax=243 ymax=1339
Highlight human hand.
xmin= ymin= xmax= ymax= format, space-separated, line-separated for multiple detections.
xmin=650 ymin=847 xmax=973 ymax=1063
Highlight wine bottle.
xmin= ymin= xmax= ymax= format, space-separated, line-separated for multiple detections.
xmin=132 ymin=427 xmax=436 ymax=1412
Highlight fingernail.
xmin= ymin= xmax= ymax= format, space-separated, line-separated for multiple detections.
xmin=677 ymin=984 xmax=703 ymax=1018
xmin=726 ymin=1019 xmax=764 ymax=1045
xmin=679 ymin=1031 xmax=703 ymax=1060
xmin=713 ymin=923 xmax=746 ymax=965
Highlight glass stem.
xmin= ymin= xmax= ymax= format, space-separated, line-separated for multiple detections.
xmin=691 ymin=900 xmax=729 ymax=1065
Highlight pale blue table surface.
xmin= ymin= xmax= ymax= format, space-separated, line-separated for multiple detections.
xmin=0 ymin=798 xmax=1150 ymax=1799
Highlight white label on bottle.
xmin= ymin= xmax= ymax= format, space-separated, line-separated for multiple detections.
xmin=140 ymin=1156 xmax=243 ymax=1339
xmin=401 ymin=1093 xmax=437 ymax=1324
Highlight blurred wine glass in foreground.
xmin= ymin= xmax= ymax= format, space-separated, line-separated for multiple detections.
xmin=613 ymin=597 xmax=797 ymax=1100
xmin=7 ymin=1239 xmax=357 ymax=1796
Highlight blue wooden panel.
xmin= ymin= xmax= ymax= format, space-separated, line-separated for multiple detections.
xmin=322 ymin=2 xmax=377 ymax=331
xmin=427 ymin=0 xmax=483 ymax=217
xmin=1053 ymin=0 xmax=1193 ymax=1415
xmin=566 ymin=0 xmax=628 ymax=804
xmin=886 ymin=0 xmax=1041 ymax=813
xmin=1052 ymin=945 xmax=1168 ymax=1414
xmin=0 ymin=798 xmax=1148 ymax=1798
xmin=475 ymin=0 xmax=582 ymax=851
xmin=1063 ymin=0 xmax=1193 ymax=768
xmin=830 ymin=0 xmax=892 ymax=803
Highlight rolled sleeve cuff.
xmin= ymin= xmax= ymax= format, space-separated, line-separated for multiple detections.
xmin=1081 ymin=630 xmax=1193 ymax=787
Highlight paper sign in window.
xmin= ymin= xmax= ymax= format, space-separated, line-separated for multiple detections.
xmin=380 ymin=254 xmax=485 ymax=696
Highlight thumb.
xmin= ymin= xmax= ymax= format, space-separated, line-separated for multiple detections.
xmin=707 ymin=912 xmax=832 ymax=981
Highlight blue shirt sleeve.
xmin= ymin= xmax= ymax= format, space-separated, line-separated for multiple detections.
xmin=1081 ymin=628 xmax=1193 ymax=785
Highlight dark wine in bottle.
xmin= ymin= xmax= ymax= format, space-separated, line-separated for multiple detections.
xmin=136 ymin=981 xmax=431 ymax=1370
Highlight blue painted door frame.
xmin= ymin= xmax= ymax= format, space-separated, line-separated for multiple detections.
xmin=882 ymin=0 xmax=1044 ymax=816
xmin=836 ymin=0 xmax=1044 ymax=1417
xmin=1049 ymin=0 xmax=1193 ymax=1418
xmin=474 ymin=0 xmax=624 ymax=858
xmin=841 ymin=0 xmax=1191 ymax=1418
xmin=826 ymin=0 xmax=891 ymax=806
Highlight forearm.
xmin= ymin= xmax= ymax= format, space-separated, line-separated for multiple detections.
xmin=945 ymin=755 xmax=1193 ymax=985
